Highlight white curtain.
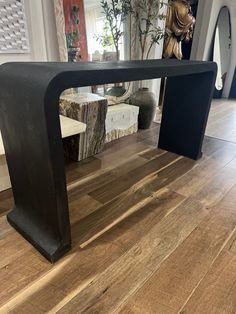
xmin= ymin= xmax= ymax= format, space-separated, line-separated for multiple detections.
xmin=85 ymin=6 xmax=104 ymax=59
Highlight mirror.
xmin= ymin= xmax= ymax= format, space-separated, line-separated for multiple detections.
xmin=84 ymin=0 xmax=126 ymax=62
xmin=213 ymin=6 xmax=231 ymax=98
xmin=83 ymin=0 xmax=130 ymax=99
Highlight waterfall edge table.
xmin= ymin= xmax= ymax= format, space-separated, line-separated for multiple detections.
xmin=0 ymin=60 xmax=217 ymax=262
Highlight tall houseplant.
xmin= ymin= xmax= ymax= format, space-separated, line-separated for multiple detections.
xmin=130 ymin=0 xmax=166 ymax=129
xmin=133 ymin=0 xmax=166 ymax=61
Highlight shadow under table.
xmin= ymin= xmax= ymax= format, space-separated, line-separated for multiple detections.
xmin=0 ymin=60 xmax=217 ymax=262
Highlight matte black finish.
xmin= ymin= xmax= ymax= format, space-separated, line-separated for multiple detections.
xmin=229 ymin=68 xmax=236 ymax=99
xmin=0 ymin=60 xmax=216 ymax=262
xmin=159 ymin=71 xmax=216 ymax=159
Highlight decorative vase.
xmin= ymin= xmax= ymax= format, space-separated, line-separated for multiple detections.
xmin=130 ymin=87 xmax=156 ymax=129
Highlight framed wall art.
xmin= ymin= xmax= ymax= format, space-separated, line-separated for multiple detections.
xmin=54 ymin=0 xmax=88 ymax=62
xmin=0 ymin=0 xmax=30 ymax=54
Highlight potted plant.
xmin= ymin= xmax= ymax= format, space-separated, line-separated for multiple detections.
xmin=97 ymin=0 xmax=133 ymax=61
xmin=95 ymin=0 xmax=133 ymax=96
xmin=95 ymin=21 xmax=115 ymax=53
xmin=130 ymin=0 xmax=166 ymax=129
xmin=65 ymin=5 xmax=81 ymax=62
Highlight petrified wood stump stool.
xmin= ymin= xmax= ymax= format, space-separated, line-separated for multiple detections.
xmin=60 ymin=93 xmax=108 ymax=161
xmin=0 ymin=60 xmax=217 ymax=262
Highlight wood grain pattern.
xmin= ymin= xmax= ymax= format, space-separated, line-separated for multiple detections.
xmin=1 ymin=125 xmax=236 ymax=313
xmin=58 ymin=197 xmax=208 ymax=314
xmin=89 ymin=152 xmax=179 ymax=204
xmin=181 ymin=231 xmax=236 ymax=314
xmin=118 ymin=185 xmax=236 ymax=313
xmin=206 ymin=99 xmax=236 ymax=143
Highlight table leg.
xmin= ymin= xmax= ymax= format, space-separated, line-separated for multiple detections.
xmin=0 ymin=90 xmax=71 ymax=263
xmin=158 ymin=71 xmax=216 ymax=160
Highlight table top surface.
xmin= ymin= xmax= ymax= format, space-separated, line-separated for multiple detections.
xmin=1 ymin=59 xmax=216 ymax=72
xmin=0 ymin=59 xmax=217 ymax=94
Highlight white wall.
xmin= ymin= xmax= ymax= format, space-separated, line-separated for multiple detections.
xmin=191 ymin=0 xmax=236 ymax=98
xmin=0 ymin=0 xmax=59 ymax=64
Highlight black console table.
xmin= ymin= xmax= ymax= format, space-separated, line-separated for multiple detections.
xmin=0 ymin=60 xmax=216 ymax=262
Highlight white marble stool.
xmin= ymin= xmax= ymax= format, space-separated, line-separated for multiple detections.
xmin=106 ymin=103 xmax=139 ymax=143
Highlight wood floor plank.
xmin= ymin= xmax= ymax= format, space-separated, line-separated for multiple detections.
xmin=170 ymin=164 xmax=236 ymax=209
xmin=119 ymin=291 xmax=180 ymax=314
xmin=2 ymin=150 xmax=195 ymax=312
xmin=0 ymin=189 xmax=14 ymax=215
xmin=89 ymin=152 xmax=179 ymax=204
xmin=97 ymin=142 xmax=151 ymax=169
xmin=168 ymin=140 xmax=236 ymax=211
xmin=118 ymin=184 xmax=236 ymax=313
xmin=0 ymin=231 xmax=122 ymax=311
xmin=73 ymin=157 xmax=195 ymax=248
xmin=67 ymin=154 xmax=148 ymax=197
xmin=0 ymin=189 xmax=184 ymax=313
xmin=0 ymin=133 xmax=160 ymax=310
xmin=57 ymin=198 xmax=208 ymax=314
xmin=101 ymin=124 xmax=159 ymax=154
xmin=206 ymin=99 xmax=236 ymax=143
xmin=1 ymin=125 xmax=236 ymax=313
xmin=68 ymin=194 xmax=102 ymax=224
xmin=202 ymin=136 xmax=228 ymax=157
xmin=181 ymin=231 xmax=236 ymax=314
xmin=212 ymin=142 xmax=236 ymax=163
xmin=66 ymin=156 xmax=102 ymax=184
xmin=0 ymin=215 xmax=11 ymax=238
xmin=192 ymin=167 xmax=236 ymax=208
xmin=138 ymin=148 xmax=165 ymax=160
xmin=226 ymin=157 xmax=236 ymax=170
xmin=66 ymin=136 xmax=152 ymax=188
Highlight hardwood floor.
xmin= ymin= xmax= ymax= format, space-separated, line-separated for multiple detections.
xmin=206 ymin=99 xmax=236 ymax=143
xmin=1 ymin=124 xmax=236 ymax=313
